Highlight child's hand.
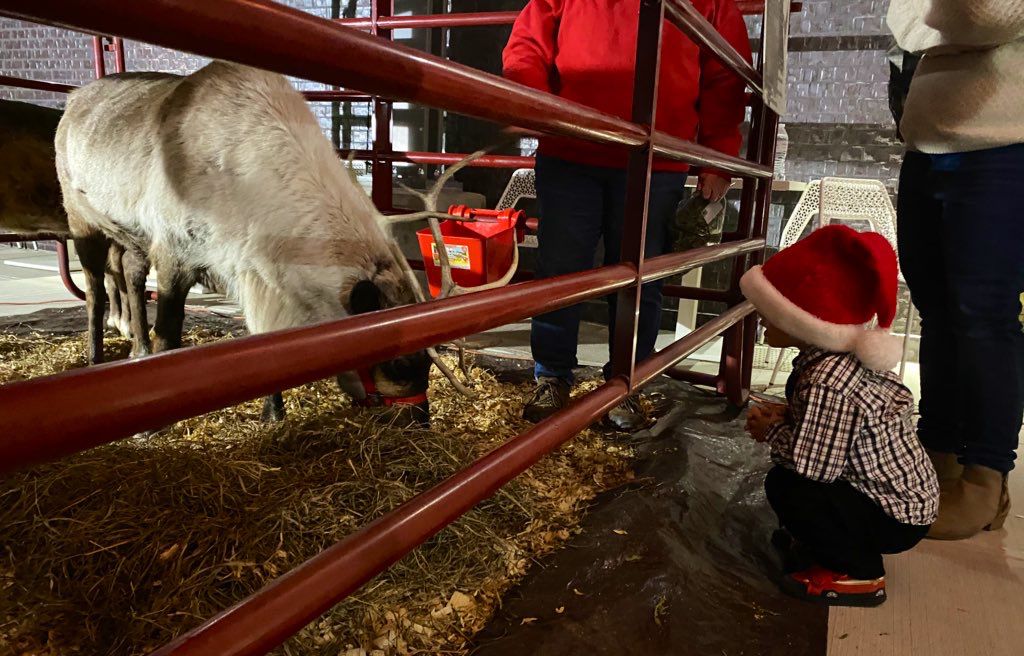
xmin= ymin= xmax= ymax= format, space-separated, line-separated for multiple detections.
xmin=746 ymin=403 xmax=786 ymax=443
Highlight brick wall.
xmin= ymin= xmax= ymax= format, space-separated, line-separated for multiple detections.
xmin=1 ymin=0 xmax=377 ymax=147
xmin=775 ymin=1 xmax=902 ymax=192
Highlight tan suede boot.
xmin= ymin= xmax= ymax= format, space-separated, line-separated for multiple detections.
xmin=927 ymin=465 xmax=1011 ymax=540
xmin=926 ymin=448 xmax=964 ymax=484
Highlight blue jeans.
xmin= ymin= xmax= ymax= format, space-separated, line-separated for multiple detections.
xmin=897 ymin=145 xmax=1024 ymax=473
xmin=530 ymin=155 xmax=687 ymax=382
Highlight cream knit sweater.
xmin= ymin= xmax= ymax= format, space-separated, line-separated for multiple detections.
xmin=887 ymin=1 xmax=1024 ymax=153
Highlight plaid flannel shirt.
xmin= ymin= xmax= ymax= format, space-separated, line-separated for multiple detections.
xmin=766 ymin=348 xmax=939 ymax=526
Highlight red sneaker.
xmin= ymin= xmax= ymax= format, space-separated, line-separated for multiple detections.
xmin=781 ymin=565 xmax=886 ymax=607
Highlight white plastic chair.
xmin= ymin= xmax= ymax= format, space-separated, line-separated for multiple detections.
xmin=767 ymin=177 xmax=916 ymax=385
xmin=496 ymin=168 xmax=538 ymax=246
xmin=496 ymin=168 xmax=536 ymax=210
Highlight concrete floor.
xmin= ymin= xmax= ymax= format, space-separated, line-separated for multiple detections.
xmin=0 ymin=247 xmax=86 ymax=317
xmin=828 ymin=430 xmax=1024 ymax=656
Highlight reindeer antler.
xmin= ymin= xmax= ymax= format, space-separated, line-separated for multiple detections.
xmin=375 ymin=141 xmax=522 ymax=396
xmin=387 ymin=241 xmax=476 ymax=397
xmin=398 ymin=148 xmax=521 ymax=298
xmin=344 ymin=151 xmax=473 ymax=226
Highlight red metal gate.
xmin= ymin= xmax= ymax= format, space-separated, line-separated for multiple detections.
xmin=0 ymin=1 xmax=788 ymax=654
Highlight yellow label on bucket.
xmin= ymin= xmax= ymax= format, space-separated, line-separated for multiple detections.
xmin=431 ymin=243 xmax=471 ymax=270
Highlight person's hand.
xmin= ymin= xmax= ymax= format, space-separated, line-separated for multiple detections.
xmin=697 ymin=172 xmax=731 ymax=201
xmin=745 ymin=403 xmax=786 ymax=443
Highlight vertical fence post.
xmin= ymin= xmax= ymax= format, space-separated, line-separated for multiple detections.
xmin=716 ymin=3 xmax=781 ymax=405
xmin=91 ymin=35 xmax=107 ymax=78
xmin=715 ymin=98 xmax=763 ymax=402
xmin=609 ymin=0 xmax=666 ymax=388
xmin=370 ymin=0 xmax=395 ymax=211
xmin=738 ymin=5 xmax=780 ymax=395
xmin=741 ymin=106 xmax=779 ymax=392
xmin=111 ymin=36 xmax=126 ymax=72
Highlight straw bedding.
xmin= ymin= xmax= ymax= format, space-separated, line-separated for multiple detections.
xmin=0 ymin=328 xmax=633 ymax=656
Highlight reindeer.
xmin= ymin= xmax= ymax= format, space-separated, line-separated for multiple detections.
xmin=0 ymin=99 xmax=145 ymax=349
xmin=55 ymin=61 xmax=518 ymax=424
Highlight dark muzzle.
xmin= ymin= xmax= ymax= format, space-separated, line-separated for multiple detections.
xmin=356 ymin=367 xmax=431 ymax=428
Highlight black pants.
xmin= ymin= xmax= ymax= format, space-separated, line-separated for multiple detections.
xmin=764 ymin=466 xmax=929 ymax=580
xmin=897 ymin=146 xmax=1024 ymax=473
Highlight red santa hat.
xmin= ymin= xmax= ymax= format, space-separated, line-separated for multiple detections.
xmin=740 ymin=224 xmax=901 ymax=371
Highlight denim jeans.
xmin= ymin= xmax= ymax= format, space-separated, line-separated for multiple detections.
xmin=897 ymin=145 xmax=1024 ymax=473
xmin=530 ymin=155 xmax=687 ymax=382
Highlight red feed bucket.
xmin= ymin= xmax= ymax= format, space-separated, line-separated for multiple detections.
xmin=417 ymin=205 xmax=525 ymax=298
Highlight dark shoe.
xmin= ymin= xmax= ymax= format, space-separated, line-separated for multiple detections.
xmin=523 ymin=376 xmax=572 ymax=423
xmin=603 ymin=395 xmax=648 ymax=432
xmin=927 ymin=464 xmax=1011 ymax=540
xmin=781 ymin=565 xmax=887 ymax=607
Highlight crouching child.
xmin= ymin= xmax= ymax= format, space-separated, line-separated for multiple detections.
xmin=741 ymin=225 xmax=939 ymax=606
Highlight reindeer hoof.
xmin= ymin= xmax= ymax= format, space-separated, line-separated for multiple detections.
xmin=261 ymin=394 xmax=286 ymax=422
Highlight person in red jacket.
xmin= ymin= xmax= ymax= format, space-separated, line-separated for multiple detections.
xmin=503 ymin=0 xmax=752 ymax=429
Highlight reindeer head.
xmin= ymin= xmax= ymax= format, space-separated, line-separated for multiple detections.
xmin=337 ymin=144 xmax=521 ymax=418
xmin=339 ymin=275 xmax=431 ymax=427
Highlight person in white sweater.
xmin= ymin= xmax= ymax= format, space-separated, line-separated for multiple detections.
xmin=888 ymin=1 xmax=1024 ymax=540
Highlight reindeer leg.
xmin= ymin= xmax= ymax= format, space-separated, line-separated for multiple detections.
xmin=74 ymin=232 xmax=110 ymax=365
xmin=235 ymin=272 xmax=299 ymax=422
xmin=122 ymin=246 xmax=152 ymax=357
xmin=106 ymin=243 xmax=132 ymax=338
xmin=151 ymin=251 xmax=195 ymax=353
xmin=104 ymin=273 xmax=123 ymax=335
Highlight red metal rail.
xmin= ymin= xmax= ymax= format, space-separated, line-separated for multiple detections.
xmin=0 ymin=0 xmax=768 ymax=179
xmin=343 ymin=149 xmax=536 ymax=169
xmin=0 ymin=239 xmax=765 ymax=475
xmin=333 ymin=2 xmax=801 ymax=29
xmin=149 ymin=301 xmax=752 ymax=656
xmin=0 ymin=74 xmax=376 ymax=105
xmin=0 ymin=234 xmax=86 ymax=301
xmin=665 ymin=0 xmax=763 ymax=96
xmin=0 ymin=264 xmax=621 ymax=472
xmin=54 ymin=240 xmax=87 ymax=301
xmin=337 ymin=11 xmax=521 ymax=30
xmin=0 ymin=1 xmax=785 ymax=654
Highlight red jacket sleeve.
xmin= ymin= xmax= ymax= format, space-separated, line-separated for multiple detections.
xmin=502 ymin=0 xmax=562 ymax=93
xmin=697 ymin=0 xmax=754 ymax=177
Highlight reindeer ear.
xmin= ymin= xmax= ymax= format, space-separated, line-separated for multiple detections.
xmin=348 ymin=279 xmax=383 ymax=315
